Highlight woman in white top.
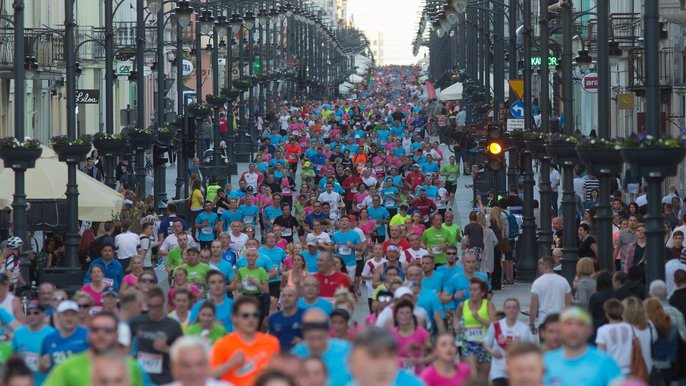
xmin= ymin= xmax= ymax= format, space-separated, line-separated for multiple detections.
xmin=595 ymin=298 xmax=633 ymax=375
xmin=622 ymin=296 xmax=657 ymax=372
xmin=483 ymin=298 xmax=534 ymax=383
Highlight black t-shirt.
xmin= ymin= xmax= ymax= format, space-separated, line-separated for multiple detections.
xmin=273 ymin=215 xmax=301 ymax=243
xmin=577 ymin=236 xmax=597 ymax=258
xmin=464 ymin=223 xmax=484 ymax=250
xmin=129 ymin=315 xmax=183 ymax=385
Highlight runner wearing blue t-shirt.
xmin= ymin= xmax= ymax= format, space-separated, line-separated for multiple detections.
xmin=39 ymin=301 xmax=89 ymax=372
xmin=297 ymin=276 xmax=334 ymax=315
xmin=544 ymin=307 xmax=621 ymax=386
xmin=189 ymin=271 xmax=234 ymax=332
xmin=195 ymin=201 xmax=219 ymax=249
xmin=331 ymin=216 xmax=364 ymax=277
xmin=12 ymin=301 xmax=55 ymax=386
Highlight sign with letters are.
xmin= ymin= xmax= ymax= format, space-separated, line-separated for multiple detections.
xmin=75 ymin=89 xmax=99 ymax=104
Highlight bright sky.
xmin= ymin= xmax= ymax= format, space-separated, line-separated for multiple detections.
xmin=346 ymin=0 xmax=425 ymax=65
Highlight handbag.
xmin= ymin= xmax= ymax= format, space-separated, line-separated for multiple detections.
xmin=630 ymin=328 xmax=650 ymax=382
xmin=500 ymin=237 xmax=512 ymax=254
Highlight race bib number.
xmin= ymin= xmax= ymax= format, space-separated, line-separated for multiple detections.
xmin=432 ymin=246 xmax=442 ymax=255
xmin=217 ymin=207 xmax=225 ymax=215
xmin=242 ymin=278 xmax=258 ymax=292
xmin=243 ymin=216 xmax=254 ymax=224
xmin=23 ymin=352 xmax=39 ymax=372
xmin=289 ymin=154 xmax=297 ymax=160
xmin=282 ymin=228 xmax=293 ymax=237
xmin=423 ymin=215 xmax=429 ymax=223
xmin=465 ymin=327 xmax=484 ymax=341
xmin=351 ymin=187 xmax=358 ymax=193
xmin=201 ymin=226 xmax=213 ymax=235
xmin=385 ymin=199 xmax=395 ymax=207
xmin=338 ymin=246 xmax=352 ymax=255
xmin=103 ymin=278 xmax=114 ymax=288
xmin=375 ymin=165 xmax=384 ymax=172
xmin=282 ymin=187 xmax=291 ymax=194
xmin=138 ymin=352 xmax=163 ymax=374
xmin=447 ymin=174 xmax=457 ymax=182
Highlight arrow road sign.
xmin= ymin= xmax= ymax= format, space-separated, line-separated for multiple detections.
xmin=510 ymin=101 xmax=525 ymax=118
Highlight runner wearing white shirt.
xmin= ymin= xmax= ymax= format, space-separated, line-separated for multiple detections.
xmin=228 ymin=221 xmax=249 ymax=253
xmin=318 ymin=187 xmax=342 ymax=218
xmin=404 ymin=233 xmax=429 ymax=265
xmin=483 ymin=299 xmax=534 ymax=383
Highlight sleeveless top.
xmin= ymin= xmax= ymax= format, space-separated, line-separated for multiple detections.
xmin=380 ymin=262 xmax=405 ymax=281
xmin=286 ymin=270 xmax=308 ymax=289
xmin=462 ymin=299 xmax=490 ymax=342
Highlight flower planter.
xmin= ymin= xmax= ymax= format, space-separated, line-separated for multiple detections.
xmin=93 ymin=139 xmax=126 ymax=157
xmin=128 ymin=134 xmax=157 ymax=150
xmin=157 ymin=130 xmax=175 ymax=143
xmin=222 ymin=88 xmax=241 ymax=100
xmin=189 ymin=106 xmax=211 ymax=119
xmin=52 ymin=144 xmax=91 ymax=163
xmin=509 ymin=135 xmax=525 ymax=149
xmin=620 ymin=147 xmax=686 ymax=178
xmin=576 ymin=148 xmax=624 ymax=175
xmin=0 ymin=147 xmax=42 ymax=169
xmin=545 ymin=142 xmax=578 ymax=165
xmin=206 ymin=95 xmax=227 ymax=108
xmin=524 ymin=140 xmax=546 ymax=158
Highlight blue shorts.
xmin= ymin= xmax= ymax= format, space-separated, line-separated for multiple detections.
xmin=462 ymin=340 xmax=491 ymax=363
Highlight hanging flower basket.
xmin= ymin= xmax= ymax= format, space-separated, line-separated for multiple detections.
xmin=620 ymin=147 xmax=686 ymax=178
xmin=0 ymin=147 xmax=42 ymax=169
xmin=508 ymin=131 xmax=525 ymax=148
xmin=576 ymin=147 xmax=624 ymax=175
xmin=221 ymin=87 xmax=241 ymax=100
xmin=157 ymin=127 xmax=175 ymax=142
xmin=232 ymin=79 xmax=252 ymax=90
xmin=127 ymin=128 xmax=156 ymax=150
xmin=93 ymin=138 xmax=126 ymax=156
xmin=524 ymin=140 xmax=546 ymax=158
xmin=205 ymin=94 xmax=227 ymax=108
xmin=545 ymin=142 xmax=578 ymax=165
xmin=189 ymin=104 xmax=211 ymax=118
xmin=52 ymin=144 xmax=91 ymax=163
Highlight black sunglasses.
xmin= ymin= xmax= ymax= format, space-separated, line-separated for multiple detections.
xmin=238 ymin=312 xmax=260 ymax=319
xmin=78 ymin=304 xmax=91 ymax=309
xmin=90 ymin=326 xmax=116 ymax=334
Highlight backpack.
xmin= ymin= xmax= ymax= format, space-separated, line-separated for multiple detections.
xmin=505 ymin=210 xmax=519 ymax=239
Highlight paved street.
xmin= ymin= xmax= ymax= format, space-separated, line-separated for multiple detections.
xmin=162 ymin=146 xmax=535 ymax=324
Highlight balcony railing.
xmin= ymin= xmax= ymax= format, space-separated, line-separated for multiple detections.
xmin=628 ymin=47 xmax=674 ymax=88
xmin=0 ymin=28 xmax=64 ymax=72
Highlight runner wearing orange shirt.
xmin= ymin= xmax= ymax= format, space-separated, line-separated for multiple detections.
xmin=210 ymin=297 xmax=280 ymax=386
xmin=284 ymin=137 xmax=302 ymax=174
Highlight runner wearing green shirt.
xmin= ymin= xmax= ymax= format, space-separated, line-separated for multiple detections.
xmin=441 ymin=210 xmax=463 ymax=245
xmin=174 ymin=247 xmax=211 ymax=288
xmin=165 ymin=232 xmax=189 ymax=276
xmin=421 ymin=213 xmax=454 ymax=265
xmin=185 ymin=302 xmax=227 ymax=344
xmin=237 ymin=249 xmax=269 ymax=295
xmin=389 ymin=204 xmax=411 ymax=226
xmin=440 ymin=156 xmax=461 ymax=205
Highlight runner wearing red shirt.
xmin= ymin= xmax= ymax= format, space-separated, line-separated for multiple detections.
xmin=412 ymin=188 xmax=437 ymax=226
xmin=381 ymin=225 xmax=411 ymax=254
xmin=284 ymin=137 xmax=302 ymax=174
xmin=406 ymin=164 xmax=425 ymax=190
xmin=312 ymin=251 xmax=351 ymax=298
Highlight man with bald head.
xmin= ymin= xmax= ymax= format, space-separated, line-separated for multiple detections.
xmin=269 ymin=287 xmax=305 ymax=351
xmin=291 ymin=309 xmax=352 ymax=386
xmin=297 ymin=276 xmax=334 ymax=315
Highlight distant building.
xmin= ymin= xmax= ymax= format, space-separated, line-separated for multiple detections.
xmin=369 ymin=32 xmax=385 ymax=66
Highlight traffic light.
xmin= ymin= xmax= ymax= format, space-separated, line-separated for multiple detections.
xmin=485 ymin=124 xmax=505 ymax=171
xmin=153 ymin=145 xmax=168 ymax=167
